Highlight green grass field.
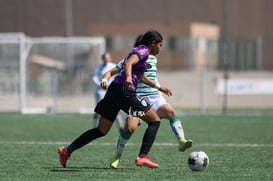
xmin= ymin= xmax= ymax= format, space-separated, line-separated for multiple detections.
xmin=0 ymin=112 xmax=273 ymax=181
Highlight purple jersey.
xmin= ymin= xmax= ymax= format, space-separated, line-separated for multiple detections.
xmin=113 ymin=45 xmax=149 ymax=89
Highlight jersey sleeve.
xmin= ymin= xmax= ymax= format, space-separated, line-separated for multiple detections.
xmin=116 ymin=59 xmax=124 ymax=71
xmin=132 ymin=45 xmax=149 ymax=62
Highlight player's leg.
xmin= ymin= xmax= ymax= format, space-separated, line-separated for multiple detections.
xmin=59 ymin=116 xmax=113 ymax=167
xmin=120 ymin=86 xmax=160 ymax=168
xmin=147 ymin=95 xmax=188 ymax=143
xmin=110 ymin=116 xmax=140 ymax=168
xmin=156 ymin=103 xmax=192 ymax=152
xmin=135 ymin=108 xmax=161 ymax=168
xmin=67 ymin=116 xmax=113 ymax=153
xmin=115 ymin=113 xmax=124 ymax=133
xmin=59 ymin=93 xmax=119 ymax=168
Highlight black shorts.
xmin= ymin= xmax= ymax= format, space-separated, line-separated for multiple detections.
xmin=94 ymin=83 xmax=151 ymax=122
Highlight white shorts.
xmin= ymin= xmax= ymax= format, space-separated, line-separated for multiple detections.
xmin=143 ymin=93 xmax=168 ymax=112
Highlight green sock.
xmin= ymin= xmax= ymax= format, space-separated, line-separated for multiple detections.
xmin=169 ymin=117 xmax=185 ymax=140
xmin=116 ymin=131 xmax=131 ymax=156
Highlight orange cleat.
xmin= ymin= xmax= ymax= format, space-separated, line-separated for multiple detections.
xmin=135 ymin=156 xmax=159 ymax=168
xmin=58 ymin=146 xmax=70 ymax=168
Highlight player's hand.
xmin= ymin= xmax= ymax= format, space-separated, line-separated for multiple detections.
xmin=125 ymin=77 xmax=133 ymax=89
xmin=159 ymin=86 xmax=172 ymax=96
xmin=100 ymin=79 xmax=108 ymax=89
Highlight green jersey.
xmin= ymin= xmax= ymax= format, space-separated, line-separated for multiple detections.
xmin=136 ymin=55 xmax=160 ymax=97
xmin=116 ymin=55 xmax=160 ymax=97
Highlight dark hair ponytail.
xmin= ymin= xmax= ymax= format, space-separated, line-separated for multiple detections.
xmin=134 ymin=34 xmax=143 ymax=47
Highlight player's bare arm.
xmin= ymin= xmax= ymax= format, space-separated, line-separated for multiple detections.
xmin=124 ymin=54 xmax=139 ymax=89
xmin=141 ymin=75 xmax=172 ymax=96
xmin=101 ymin=67 xmax=119 ymax=89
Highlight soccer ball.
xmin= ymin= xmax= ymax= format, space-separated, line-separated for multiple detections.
xmin=188 ymin=151 xmax=209 ymax=171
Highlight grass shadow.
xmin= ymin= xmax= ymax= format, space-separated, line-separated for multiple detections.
xmin=46 ymin=166 xmax=136 ymax=173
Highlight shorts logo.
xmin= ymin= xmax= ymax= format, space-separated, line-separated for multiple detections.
xmin=128 ymin=106 xmax=145 ymax=117
xmin=136 ymin=95 xmax=147 ymax=107
xmin=136 ymin=95 xmax=142 ymax=102
xmin=141 ymin=100 xmax=147 ymax=107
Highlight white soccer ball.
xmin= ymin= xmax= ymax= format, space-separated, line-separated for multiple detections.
xmin=188 ymin=151 xmax=209 ymax=171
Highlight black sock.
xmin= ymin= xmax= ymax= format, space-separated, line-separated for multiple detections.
xmin=66 ymin=128 xmax=104 ymax=154
xmin=138 ymin=121 xmax=160 ymax=158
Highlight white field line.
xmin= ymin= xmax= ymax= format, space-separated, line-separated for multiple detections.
xmin=176 ymin=110 xmax=273 ymax=117
xmin=0 ymin=141 xmax=273 ymax=147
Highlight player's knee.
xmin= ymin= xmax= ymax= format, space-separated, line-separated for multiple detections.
xmin=166 ymin=110 xmax=176 ymax=119
xmin=97 ymin=125 xmax=111 ymax=136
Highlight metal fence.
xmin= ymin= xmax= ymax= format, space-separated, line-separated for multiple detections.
xmin=0 ymin=33 xmax=272 ymax=113
xmin=0 ymin=33 xmax=105 ymax=113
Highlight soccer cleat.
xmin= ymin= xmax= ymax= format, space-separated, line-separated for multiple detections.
xmin=58 ymin=146 xmax=71 ymax=168
xmin=178 ymin=139 xmax=193 ymax=152
xmin=110 ymin=154 xmax=121 ymax=169
xmin=135 ymin=156 xmax=159 ymax=168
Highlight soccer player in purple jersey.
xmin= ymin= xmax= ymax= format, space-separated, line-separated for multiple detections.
xmin=106 ymin=36 xmax=192 ymax=169
xmin=58 ymin=30 xmax=171 ymax=168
